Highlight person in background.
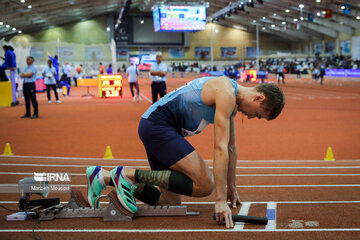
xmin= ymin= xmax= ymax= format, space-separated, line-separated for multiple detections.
xmin=61 ymin=61 xmax=72 ymax=96
xmin=99 ymin=62 xmax=105 ymax=74
xmin=47 ymin=53 xmax=59 ymax=86
xmin=74 ymin=64 xmax=83 ymax=87
xmin=320 ymin=63 xmax=326 ymax=86
xmin=42 ymin=59 xmax=60 ymax=104
xmin=126 ymin=60 xmax=142 ymax=103
xmin=149 ymin=52 xmax=168 ymax=103
xmin=0 ymin=45 xmax=16 ymax=81
xmin=277 ymin=63 xmax=285 ymax=84
xmin=20 ymin=56 xmax=39 ymax=119
xmin=296 ymin=62 xmax=302 ymax=80
xmin=107 ymin=64 xmax=113 ymax=74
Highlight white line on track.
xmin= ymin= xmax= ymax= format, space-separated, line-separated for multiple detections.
xmin=233 ymin=202 xmax=250 ymax=230
xmin=140 ymin=93 xmax=152 ymax=103
xmin=1 ymin=163 xmax=360 ymax=169
xmin=265 ymin=203 xmax=277 ymax=230
xmin=2 ymin=155 xmax=360 ymax=162
xmin=2 ymin=172 xmax=360 ymax=177
xmin=1 ymin=229 xmax=360 ymax=233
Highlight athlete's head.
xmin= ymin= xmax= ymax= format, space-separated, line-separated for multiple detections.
xmin=238 ymin=83 xmax=285 ymax=120
xmin=156 ymin=52 xmax=162 ymax=64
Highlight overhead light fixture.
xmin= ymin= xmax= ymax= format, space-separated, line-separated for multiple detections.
xmin=20 ymin=0 xmax=25 ymax=3
xmin=282 ymin=21 xmax=286 ymax=24
xmin=300 ymin=17 xmax=304 ymax=20
xmin=273 ymin=13 xmax=277 ymax=16
xmin=322 ymin=11 xmax=326 ymax=14
xmin=18 ymin=30 xmax=22 ymax=33
xmin=357 ymin=16 xmax=360 ymax=20
xmin=140 ymin=19 xmax=144 ymax=24
xmin=339 ymin=22 xmax=344 ymax=24
xmin=106 ymin=27 xmax=110 ymax=32
xmin=316 ymin=0 xmax=321 ymax=3
xmin=341 ymin=6 xmax=345 ymax=10
xmin=317 ymin=12 xmax=321 ymax=16
xmin=12 ymin=28 xmax=16 ymax=31
xmin=215 ymin=29 xmax=219 ymax=33
xmin=262 ymin=17 xmax=266 ymax=19
xmin=299 ymin=4 xmax=304 ymax=9
xmin=5 ymin=25 xmax=10 ymax=28
xmin=262 ymin=27 xmax=266 ymax=30
xmin=294 ymin=19 xmax=298 ymax=22
xmin=28 ymin=5 xmax=32 ymax=8
xmin=253 ymin=20 xmax=257 ymax=23
xmin=0 ymin=22 xmax=3 ymax=25
xmin=271 ymin=24 xmax=275 ymax=28
xmin=285 ymin=9 xmax=290 ymax=13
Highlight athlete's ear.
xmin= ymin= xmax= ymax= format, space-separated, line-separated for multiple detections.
xmin=254 ymin=94 xmax=265 ymax=102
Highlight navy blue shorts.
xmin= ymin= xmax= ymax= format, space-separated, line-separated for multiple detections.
xmin=138 ymin=118 xmax=195 ymax=170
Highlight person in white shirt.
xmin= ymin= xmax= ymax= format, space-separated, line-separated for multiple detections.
xmin=42 ymin=60 xmax=60 ymax=103
xmin=126 ymin=61 xmax=142 ymax=103
xmin=296 ymin=63 xmax=302 ymax=80
xmin=150 ymin=52 xmax=167 ymax=103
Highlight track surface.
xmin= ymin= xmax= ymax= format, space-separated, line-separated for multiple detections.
xmin=0 ymin=74 xmax=360 ymax=239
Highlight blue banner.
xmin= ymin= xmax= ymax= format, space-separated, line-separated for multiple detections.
xmin=116 ymin=48 xmax=129 ymax=59
xmin=168 ymin=47 xmax=184 ymax=58
xmin=307 ymin=13 xmax=314 ymax=22
xmin=325 ymin=69 xmax=360 ymax=78
xmin=341 ymin=40 xmax=351 ymax=54
xmin=221 ymin=47 xmax=237 ymax=58
xmin=343 ymin=4 xmax=351 ymax=14
xmin=195 ymin=47 xmax=210 ymax=59
xmin=246 ymin=47 xmax=261 ymax=58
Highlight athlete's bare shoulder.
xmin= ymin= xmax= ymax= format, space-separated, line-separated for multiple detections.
xmin=202 ymin=76 xmax=235 ymax=107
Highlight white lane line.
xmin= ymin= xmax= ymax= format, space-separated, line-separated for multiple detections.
xmin=2 ymin=184 xmax=360 ymax=189
xmin=1 ymin=163 xmax=360 ymax=169
xmin=233 ymin=202 xmax=251 ymax=230
xmin=1 ymin=155 xmax=360 ymax=162
xmin=1 ymin=229 xmax=360 ymax=233
xmin=2 ymin=172 xmax=360 ymax=177
xmin=265 ymin=202 xmax=277 ymax=230
xmin=140 ymin=93 xmax=152 ymax=103
xmin=2 ymin=201 xmax=360 ymax=205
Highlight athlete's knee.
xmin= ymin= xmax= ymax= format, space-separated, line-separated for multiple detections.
xmin=192 ymin=174 xmax=214 ymax=197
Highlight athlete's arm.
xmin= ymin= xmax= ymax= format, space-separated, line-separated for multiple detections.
xmin=150 ymin=70 xmax=166 ymax=77
xmin=227 ymin=115 xmax=241 ymax=208
xmin=213 ymin=86 xmax=236 ymax=228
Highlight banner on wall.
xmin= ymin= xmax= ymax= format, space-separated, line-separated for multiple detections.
xmin=168 ymin=47 xmax=184 ymax=58
xmin=221 ymin=47 xmax=237 ymax=58
xmin=59 ymin=47 xmax=74 ymax=59
xmin=352 ymin=36 xmax=360 ymax=60
xmin=85 ymin=47 xmax=103 ymax=60
xmin=313 ymin=43 xmax=323 ymax=54
xmin=325 ymin=42 xmax=335 ymax=55
xmin=140 ymin=47 xmax=159 ymax=54
xmin=195 ymin=47 xmax=210 ymax=59
xmin=341 ymin=40 xmax=351 ymax=54
xmin=116 ymin=48 xmax=129 ymax=59
xmin=246 ymin=47 xmax=261 ymax=58
xmin=30 ymin=47 xmax=44 ymax=59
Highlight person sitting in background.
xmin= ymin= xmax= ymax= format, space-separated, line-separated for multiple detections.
xmin=42 ymin=59 xmax=60 ymax=104
xmin=107 ymin=64 xmax=113 ymax=74
xmin=0 ymin=45 xmax=16 ymax=81
xmin=312 ymin=67 xmax=320 ymax=80
xmin=99 ymin=62 xmax=105 ymax=74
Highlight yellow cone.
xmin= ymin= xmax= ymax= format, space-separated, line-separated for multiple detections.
xmin=3 ymin=143 xmax=13 ymax=156
xmin=324 ymin=146 xmax=335 ymax=161
xmin=104 ymin=146 xmax=114 ymax=159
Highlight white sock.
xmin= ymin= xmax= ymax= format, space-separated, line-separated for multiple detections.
xmin=120 ymin=167 xmax=134 ymax=184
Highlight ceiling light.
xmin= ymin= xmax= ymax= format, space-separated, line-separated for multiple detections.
xmin=106 ymin=27 xmax=110 ymax=31
xmin=271 ymin=24 xmax=275 ymax=28
xmin=262 ymin=17 xmax=266 ymax=19
xmin=12 ymin=28 xmax=16 ymax=31
xmin=273 ymin=13 xmax=277 ymax=16
xmin=357 ymin=16 xmax=360 ymax=20
xmin=316 ymin=0 xmax=321 ymax=2
xmin=215 ymin=29 xmax=219 ymax=33
xmin=299 ymin=4 xmax=304 ymax=9
xmin=262 ymin=27 xmax=266 ymax=30
xmin=20 ymin=0 xmax=25 ymax=3
xmin=285 ymin=9 xmax=290 ymax=13
xmin=140 ymin=19 xmax=144 ymax=24
xmin=18 ymin=30 xmax=22 ymax=33
xmin=322 ymin=11 xmax=326 ymax=14
xmin=28 ymin=5 xmax=32 ymax=8
xmin=5 ymin=25 xmax=10 ymax=28
xmin=341 ymin=6 xmax=345 ymax=10
xmin=340 ymin=22 xmax=344 ymax=24
xmin=253 ymin=20 xmax=257 ymax=23
xmin=294 ymin=19 xmax=298 ymax=22
xmin=0 ymin=22 xmax=3 ymax=25
xmin=282 ymin=21 xmax=286 ymax=24
xmin=317 ymin=12 xmax=321 ymax=16
xmin=300 ymin=17 xmax=304 ymax=20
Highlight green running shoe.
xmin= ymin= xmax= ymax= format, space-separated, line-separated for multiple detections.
xmin=86 ymin=166 xmax=106 ymax=208
xmin=110 ymin=166 xmax=137 ymax=213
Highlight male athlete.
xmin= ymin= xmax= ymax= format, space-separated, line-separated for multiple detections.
xmin=86 ymin=76 xmax=285 ymax=228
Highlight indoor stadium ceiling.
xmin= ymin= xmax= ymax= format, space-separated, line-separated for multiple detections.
xmin=1 ymin=0 xmax=360 ymax=41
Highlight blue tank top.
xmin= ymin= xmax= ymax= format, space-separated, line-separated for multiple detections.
xmin=142 ymin=77 xmax=238 ymax=137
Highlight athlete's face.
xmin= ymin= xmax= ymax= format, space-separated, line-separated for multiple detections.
xmin=156 ymin=55 xmax=162 ymax=64
xmin=238 ymin=95 xmax=269 ymax=120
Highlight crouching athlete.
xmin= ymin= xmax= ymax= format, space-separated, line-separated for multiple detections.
xmin=86 ymin=76 xmax=285 ymax=228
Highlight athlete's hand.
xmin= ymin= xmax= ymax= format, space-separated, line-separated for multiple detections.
xmin=215 ymin=200 xmax=233 ymax=228
xmin=227 ymin=188 xmax=241 ymax=209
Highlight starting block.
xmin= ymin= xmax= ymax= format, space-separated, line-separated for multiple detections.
xmin=37 ymin=188 xmax=199 ymax=221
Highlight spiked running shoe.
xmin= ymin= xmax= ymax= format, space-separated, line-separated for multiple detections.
xmin=86 ymin=166 xmax=106 ymax=208
xmin=110 ymin=166 xmax=137 ymax=214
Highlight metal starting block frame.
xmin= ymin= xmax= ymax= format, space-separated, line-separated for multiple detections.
xmin=37 ymin=188 xmax=199 ymax=221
